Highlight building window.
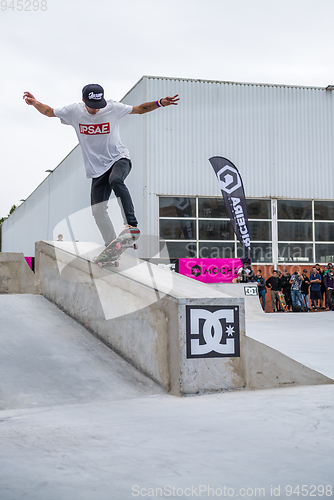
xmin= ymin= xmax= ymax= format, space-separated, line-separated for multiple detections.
xmin=159 ymin=197 xmax=272 ymax=262
xmin=159 ymin=197 xmax=334 ymax=265
xmin=278 ymin=221 xmax=313 ymax=242
xmin=278 ymin=243 xmax=314 ymax=263
xmin=314 ymin=201 xmax=334 ymax=221
xmin=315 ymin=244 xmax=334 ymax=263
xmin=277 ymin=199 xmax=334 ymax=264
xmin=314 ymin=201 xmax=334 ymax=263
xmin=277 ymin=200 xmax=312 ymax=220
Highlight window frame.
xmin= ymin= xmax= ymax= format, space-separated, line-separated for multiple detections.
xmin=158 ymin=196 xmax=334 ymax=265
xmin=158 ymin=196 xmax=273 ymax=263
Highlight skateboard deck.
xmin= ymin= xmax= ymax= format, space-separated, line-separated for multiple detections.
xmin=95 ymin=227 xmax=140 ymax=268
xmin=278 ymin=291 xmax=287 ymax=312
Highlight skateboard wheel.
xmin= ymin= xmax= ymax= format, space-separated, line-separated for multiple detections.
xmin=97 ymin=262 xmax=102 ymax=268
xmin=114 ymin=261 xmax=120 ymax=267
xmin=115 ymin=243 xmax=121 ymax=250
xmin=133 ymin=243 xmax=138 ymax=250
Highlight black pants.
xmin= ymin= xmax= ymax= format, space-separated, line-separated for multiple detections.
xmin=283 ymin=288 xmax=291 ymax=309
xmin=91 ymin=158 xmax=138 ymax=246
xmin=326 ymin=289 xmax=334 ymax=308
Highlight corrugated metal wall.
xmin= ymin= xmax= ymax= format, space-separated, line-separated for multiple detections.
xmin=2 ymin=76 xmax=334 ymax=256
xmin=119 ymin=76 xmax=334 ymax=243
xmin=142 ymin=77 xmax=334 ymax=199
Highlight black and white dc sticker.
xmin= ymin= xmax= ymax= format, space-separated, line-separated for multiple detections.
xmin=186 ymin=305 xmax=240 ymax=358
xmin=244 ymin=286 xmax=258 ymax=296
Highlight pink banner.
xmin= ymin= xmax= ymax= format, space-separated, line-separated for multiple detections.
xmin=25 ymin=257 xmax=33 ymax=270
xmin=178 ymin=258 xmax=243 ymax=283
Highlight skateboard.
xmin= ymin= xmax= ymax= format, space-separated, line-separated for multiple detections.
xmin=278 ymin=291 xmax=287 ymax=312
xmin=94 ymin=227 xmax=140 ymax=268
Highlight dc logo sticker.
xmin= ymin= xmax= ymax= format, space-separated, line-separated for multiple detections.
xmin=186 ymin=305 xmax=240 ymax=358
xmin=217 ymin=165 xmax=242 ymax=195
xmin=244 ymin=286 xmax=258 ymax=296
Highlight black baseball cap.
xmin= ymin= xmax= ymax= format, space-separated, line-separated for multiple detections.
xmin=82 ymin=84 xmax=107 ymax=109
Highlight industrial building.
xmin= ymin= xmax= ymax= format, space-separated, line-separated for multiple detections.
xmin=2 ymin=75 xmax=334 ymax=269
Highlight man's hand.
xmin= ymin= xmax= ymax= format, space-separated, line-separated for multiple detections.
xmin=23 ymin=91 xmax=55 ymax=117
xmin=160 ymin=95 xmax=180 ymax=107
xmin=23 ymin=91 xmax=37 ymax=106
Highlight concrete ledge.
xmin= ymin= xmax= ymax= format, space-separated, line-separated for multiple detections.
xmin=35 ymin=241 xmax=246 ymax=396
xmin=35 ymin=241 xmax=334 ymax=395
xmin=0 ymin=253 xmax=39 ymax=294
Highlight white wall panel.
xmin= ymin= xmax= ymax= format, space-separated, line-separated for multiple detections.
xmin=140 ymin=77 xmax=334 ymax=201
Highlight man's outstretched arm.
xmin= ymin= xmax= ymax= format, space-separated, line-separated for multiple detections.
xmin=23 ymin=92 xmax=56 ymax=117
xmin=130 ymin=94 xmax=179 ymax=115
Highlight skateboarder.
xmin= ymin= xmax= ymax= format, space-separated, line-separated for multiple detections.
xmin=23 ymin=85 xmax=179 ymax=246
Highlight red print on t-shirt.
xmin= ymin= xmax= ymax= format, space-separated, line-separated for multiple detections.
xmin=79 ymin=123 xmax=110 ymax=135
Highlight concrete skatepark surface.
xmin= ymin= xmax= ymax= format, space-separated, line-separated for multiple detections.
xmin=1 ymin=294 xmax=334 ymax=499
xmin=247 ymin=311 xmax=334 ymax=381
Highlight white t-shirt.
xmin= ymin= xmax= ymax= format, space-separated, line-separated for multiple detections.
xmin=54 ymin=100 xmax=133 ymax=178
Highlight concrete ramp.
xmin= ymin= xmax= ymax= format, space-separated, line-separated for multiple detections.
xmin=0 ymin=294 xmax=163 ymax=411
xmin=246 ymin=311 xmax=334 ymax=386
xmin=0 ymin=253 xmax=38 ymax=294
xmin=35 ymin=241 xmax=334 ymax=395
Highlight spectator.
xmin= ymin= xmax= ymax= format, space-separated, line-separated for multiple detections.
xmin=324 ymin=264 xmax=334 ymax=311
xmin=280 ymin=268 xmax=292 ymax=311
xmin=266 ymin=270 xmax=282 ymax=312
xmin=324 ymin=262 xmax=333 ymax=276
xmin=315 ymin=263 xmax=326 ymax=309
xmin=256 ymin=270 xmax=267 ymax=311
xmin=289 ymin=270 xmax=304 ymax=309
xmin=310 ymin=266 xmax=322 ymax=310
xmin=324 ymin=264 xmax=333 ymax=308
xmin=301 ymin=269 xmax=311 ymax=310
xmin=238 ymin=263 xmax=254 ymax=283
xmin=321 ymin=265 xmax=328 ymax=309
xmin=247 ymin=265 xmax=255 ymax=282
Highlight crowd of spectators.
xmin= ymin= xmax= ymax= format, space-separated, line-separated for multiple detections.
xmin=239 ymin=262 xmax=334 ymax=312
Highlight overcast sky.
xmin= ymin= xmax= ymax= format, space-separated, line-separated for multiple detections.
xmin=1 ymin=0 xmax=334 ymax=218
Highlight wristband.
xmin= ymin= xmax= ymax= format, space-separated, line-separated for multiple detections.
xmin=156 ymin=100 xmax=162 ymax=108
xmin=160 ymin=98 xmax=165 ymax=107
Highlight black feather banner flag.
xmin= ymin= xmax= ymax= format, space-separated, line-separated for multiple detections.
xmin=209 ymin=156 xmax=251 ymax=264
